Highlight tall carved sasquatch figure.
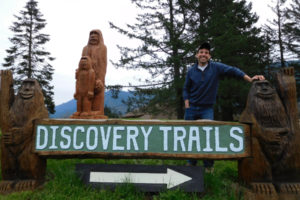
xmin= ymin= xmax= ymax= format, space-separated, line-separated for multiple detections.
xmin=0 ymin=70 xmax=48 ymax=194
xmin=82 ymin=29 xmax=107 ymax=116
xmin=239 ymin=67 xmax=300 ymax=199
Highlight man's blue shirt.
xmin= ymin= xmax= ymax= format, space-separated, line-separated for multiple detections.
xmin=183 ymin=61 xmax=246 ymax=106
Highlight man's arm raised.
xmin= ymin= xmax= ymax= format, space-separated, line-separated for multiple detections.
xmin=244 ymin=74 xmax=265 ymax=83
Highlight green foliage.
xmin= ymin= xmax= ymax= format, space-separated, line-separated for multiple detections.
xmin=110 ymin=0 xmax=200 ymax=119
xmin=193 ymin=0 xmax=267 ymax=121
xmin=263 ymin=0 xmax=300 ymax=65
xmin=200 ymin=161 xmax=239 ymax=200
xmin=263 ymin=0 xmax=290 ymax=67
xmin=215 ymin=78 xmax=251 ymax=121
xmin=0 ymin=158 xmax=242 ymax=200
xmin=2 ymin=0 xmax=55 ymax=114
xmin=110 ymin=0 xmax=268 ymax=121
xmin=104 ymin=105 xmax=121 ymax=118
xmin=284 ymin=0 xmax=300 ymax=59
xmin=154 ymin=188 xmax=198 ymax=200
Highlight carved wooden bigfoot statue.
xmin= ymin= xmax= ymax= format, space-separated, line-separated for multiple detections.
xmin=80 ymin=29 xmax=107 ymax=119
xmin=0 ymin=70 xmax=48 ymax=194
xmin=71 ymin=56 xmax=95 ymax=117
xmin=239 ymin=67 xmax=300 ymax=199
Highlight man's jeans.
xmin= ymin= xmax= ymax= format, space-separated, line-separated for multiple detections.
xmin=184 ymin=105 xmax=214 ymax=168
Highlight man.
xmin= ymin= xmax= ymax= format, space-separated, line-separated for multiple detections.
xmin=183 ymin=42 xmax=264 ymax=171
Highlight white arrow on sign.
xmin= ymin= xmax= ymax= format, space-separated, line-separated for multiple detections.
xmin=89 ymin=168 xmax=192 ymax=189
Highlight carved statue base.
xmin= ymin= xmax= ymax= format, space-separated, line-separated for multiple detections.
xmin=0 ymin=180 xmax=44 ymax=195
xmin=234 ymin=182 xmax=300 ymax=200
xmin=242 ymin=182 xmax=300 ymax=200
xmin=70 ymin=112 xmax=108 ymax=119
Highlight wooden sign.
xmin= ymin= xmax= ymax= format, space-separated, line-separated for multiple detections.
xmin=34 ymin=119 xmax=250 ymax=159
xmin=76 ymin=164 xmax=204 ymax=192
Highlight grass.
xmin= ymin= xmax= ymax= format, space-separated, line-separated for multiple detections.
xmin=0 ymin=158 xmax=241 ymax=200
xmin=0 ymin=129 xmax=242 ymax=200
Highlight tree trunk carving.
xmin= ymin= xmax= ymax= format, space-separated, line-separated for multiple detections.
xmin=0 ymin=70 xmax=48 ymax=194
xmin=239 ymin=67 xmax=300 ymax=199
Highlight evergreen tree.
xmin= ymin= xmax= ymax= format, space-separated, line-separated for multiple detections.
xmin=261 ymin=28 xmax=277 ymax=80
xmin=284 ymin=0 xmax=300 ymax=58
xmin=110 ymin=0 xmax=196 ymax=119
xmin=283 ymin=0 xmax=300 ymax=100
xmin=3 ymin=0 xmax=55 ymax=113
xmin=201 ymin=0 xmax=267 ymax=120
xmin=264 ymin=0 xmax=291 ymax=67
xmin=104 ymin=106 xmax=121 ymax=118
xmin=110 ymin=0 xmax=267 ymax=120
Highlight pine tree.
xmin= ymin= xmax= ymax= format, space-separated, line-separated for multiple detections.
xmin=264 ymin=0 xmax=291 ymax=67
xmin=284 ymin=0 xmax=300 ymax=58
xmin=110 ymin=0 xmax=196 ymax=119
xmin=110 ymin=0 xmax=267 ymax=120
xmin=2 ymin=0 xmax=55 ymax=113
xmin=201 ymin=0 xmax=267 ymax=120
xmin=283 ymin=0 xmax=300 ymax=100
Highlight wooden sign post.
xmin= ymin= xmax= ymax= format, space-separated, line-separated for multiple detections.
xmin=32 ymin=118 xmax=250 ymax=193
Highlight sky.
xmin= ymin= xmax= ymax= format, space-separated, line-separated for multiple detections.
xmin=0 ymin=0 xmax=277 ymax=106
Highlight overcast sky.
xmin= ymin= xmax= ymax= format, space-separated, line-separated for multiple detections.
xmin=0 ymin=0 xmax=277 ymax=106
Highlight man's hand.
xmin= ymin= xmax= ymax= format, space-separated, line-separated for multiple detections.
xmin=185 ymin=99 xmax=190 ymax=108
xmin=251 ymin=75 xmax=265 ymax=81
xmin=244 ymin=75 xmax=265 ymax=82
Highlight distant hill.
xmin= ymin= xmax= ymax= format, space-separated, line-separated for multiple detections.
xmin=267 ymin=60 xmax=300 ymax=68
xmin=50 ymin=90 xmax=131 ymax=118
xmin=267 ymin=60 xmax=300 ymax=80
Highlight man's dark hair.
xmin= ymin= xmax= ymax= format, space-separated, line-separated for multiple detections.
xmin=198 ymin=42 xmax=211 ymax=52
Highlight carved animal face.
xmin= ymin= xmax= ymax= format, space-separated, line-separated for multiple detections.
xmin=87 ymin=29 xmax=104 ymax=46
xmin=79 ymin=56 xmax=92 ymax=70
xmin=11 ymin=78 xmax=47 ymax=126
xmin=253 ymin=80 xmax=276 ymax=99
xmin=249 ymin=80 xmax=287 ymax=128
xmin=88 ymin=30 xmax=100 ymax=45
xmin=19 ymin=79 xmax=36 ymax=99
